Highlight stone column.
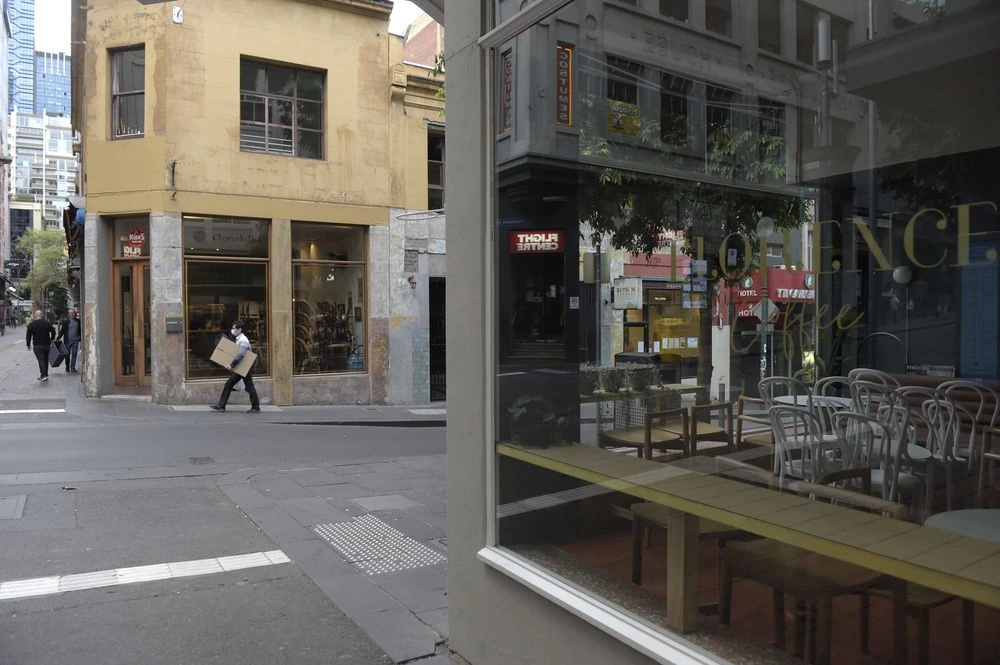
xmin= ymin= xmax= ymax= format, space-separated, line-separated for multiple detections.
xmin=270 ymin=218 xmax=293 ymax=405
xmin=82 ymin=212 xmax=110 ymax=397
xmin=150 ymin=212 xmax=183 ymax=404
xmin=369 ymin=224 xmax=391 ymax=404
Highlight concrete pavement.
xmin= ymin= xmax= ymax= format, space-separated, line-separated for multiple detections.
xmin=0 ymin=330 xmax=457 ymax=664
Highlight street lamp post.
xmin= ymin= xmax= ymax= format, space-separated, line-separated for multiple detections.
xmin=757 ymin=216 xmax=775 ymax=381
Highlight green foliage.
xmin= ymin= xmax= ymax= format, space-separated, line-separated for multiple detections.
xmin=432 ymin=51 xmax=446 ymax=103
xmin=16 ymin=229 xmax=68 ymax=310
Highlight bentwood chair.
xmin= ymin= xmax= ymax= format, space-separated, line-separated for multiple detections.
xmin=814 ymin=375 xmax=853 ymax=400
xmin=848 ymin=368 xmax=901 ymax=389
xmin=759 ymin=376 xmax=812 ymax=409
xmin=770 ymin=405 xmax=847 ymax=483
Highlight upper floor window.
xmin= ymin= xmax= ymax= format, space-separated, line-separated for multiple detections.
xmin=240 ymin=59 xmax=325 ymax=159
xmin=758 ymin=0 xmax=782 ymax=54
xmin=111 ymin=46 xmax=145 ymax=139
xmin=705 ymin=0 xmax=732 ymax=37
xmin=659 ymin=73 xmax=692 ymax=146
xmin=428 ymin=130 xmax=445 ymax=210
xmin=606 ymin=56 xmax=640 ymax=106
xmin=659 ymin=0 xmax=689 ymax=22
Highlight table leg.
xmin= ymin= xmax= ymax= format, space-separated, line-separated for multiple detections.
xmin=665 ymin=509 xmax=699 ymax=634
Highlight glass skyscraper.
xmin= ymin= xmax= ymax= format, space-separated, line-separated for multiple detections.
xmin=7 ymin=0 xmax=34 ymax=112
xmin=34 ymin=51 xmax=70 ymax=116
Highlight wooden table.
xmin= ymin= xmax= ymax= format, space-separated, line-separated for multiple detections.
xmin=774 ymin=394 xmax=853 ymax=409
xmin=497 ymin=442 xmax=1000 ymax=635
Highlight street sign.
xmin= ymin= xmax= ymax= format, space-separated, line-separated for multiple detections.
xmin=750 ymin=297 xmax=778 ymax=322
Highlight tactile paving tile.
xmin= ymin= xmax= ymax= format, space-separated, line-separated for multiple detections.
xmin=314 ymin=514 xmax=446 ymax=575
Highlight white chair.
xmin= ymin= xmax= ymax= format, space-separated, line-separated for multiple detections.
xmin=848 ymin=368 xmax=901 ymax=389
xmin=770 ymin=405 xmax=847 ymax=483
xmin=814 ymin=375 xmax=852 ymax=399
xmin=759 ymin=376 xmax=812 ymax=409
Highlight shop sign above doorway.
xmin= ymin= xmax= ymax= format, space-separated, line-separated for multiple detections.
xmin=509 ymin=230 xmax=564 ymax=253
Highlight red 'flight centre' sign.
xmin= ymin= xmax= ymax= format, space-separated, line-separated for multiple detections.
xmin=509 ymin=230 xmax=565 ymax=253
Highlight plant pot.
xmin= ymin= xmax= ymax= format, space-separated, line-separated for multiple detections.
xmin=580 ymin=368 xmax=600 ymax=395
xmin=626 ymin=366 xmax=654 ymax=392
xmin=600 ymin=367 xmax=624 ymax=393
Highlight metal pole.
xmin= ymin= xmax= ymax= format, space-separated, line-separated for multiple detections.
xmin=760 ymin=267 xmax=768 ymax=380
xmin=595 ymin=242 xmax=602 ymax=365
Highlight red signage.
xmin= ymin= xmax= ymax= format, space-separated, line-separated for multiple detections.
xmin=127 ymin=228 xmax=146 ymax=248
xmin=501 ymin=50 xmax=513 ymax=132
xmin=556 ymin=44 xmax=573 ymax=126
xmin=510 ymin=230 xmax=564 ymax=253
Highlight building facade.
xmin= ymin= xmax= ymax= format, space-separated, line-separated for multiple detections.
xmin=71 ymin=0 xmax=446 ymax=405
xmin=444 ymin=1 xmax=1000 ymax=665
xmin=8 ymin=109 xmax=78 ymax=229
xmin=34 ymin=50 xmax=70 ymax=116
xmin=6 ymin=0 xmax=32 ymax=113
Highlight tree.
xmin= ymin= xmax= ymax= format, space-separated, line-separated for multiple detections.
xmin=16 ymin=228 xmax=69 ymax=315
xmin=576 ymin=97 xmax=808 ymax=400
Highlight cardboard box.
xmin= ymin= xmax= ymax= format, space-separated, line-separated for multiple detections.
xmin=210 ymin=337 xmax=257 ymax=377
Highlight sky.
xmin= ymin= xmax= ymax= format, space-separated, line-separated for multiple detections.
xmin=34 ymin=0 xmax=424 ymax=51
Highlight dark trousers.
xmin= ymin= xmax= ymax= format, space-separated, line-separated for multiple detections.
xmin=65 ymin=340 xmax=80 ymax=371
xmin=33 ymin=346 xmax=49 ymax=378
xmin=218 ymin=370 xmax=260 ymax=409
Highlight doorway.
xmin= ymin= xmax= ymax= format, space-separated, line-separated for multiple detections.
xmin=429 ymin=277 xmax=446 ymax=401
xmin=112 ymin=261 xmax=151 ymax=386
xmin=509 ymin=252 xmax=565 ymax=358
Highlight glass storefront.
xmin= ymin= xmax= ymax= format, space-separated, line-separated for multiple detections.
xmin=291 ymin=223 xmax=366 ymax=374
xmin=485 ymin=1 xmax=1000 ymax=663
xmin=183 ymin=216 xmax=270 ymax=378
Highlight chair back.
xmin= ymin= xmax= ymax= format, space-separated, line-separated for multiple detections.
xmin=848 ymin=368 xmax=901 ymax=389
xmin=940 ymin=379 xmax=1000 ymax=435
xmin=815 ymin=375 xmax=852 ymax=399
xmin=851 ymin=380 xmax=896 ymax=418
xmin=769 ymin=405 xmax=846 ymax=483
xmin=811 ymin=395 xmax=852 ymax=435
xmin=759 ymin=376 xmax=812 ymax=408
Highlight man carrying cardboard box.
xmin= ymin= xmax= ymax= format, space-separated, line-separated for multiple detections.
xmin=210 ymin=320 xmax=261 ymax=413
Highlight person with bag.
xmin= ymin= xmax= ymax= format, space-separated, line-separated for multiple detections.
xmin=57 ymin=308 xmax=82 ymax=373
xmin=25 ymin=310 xmax=56 ymax=382
xmin=209 ymin=320 xmax=260 ymax=413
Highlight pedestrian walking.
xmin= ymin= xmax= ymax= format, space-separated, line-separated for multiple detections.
xmin=25 ymin=310 xmax=56 ymax=382
xmin=57 ymin=308 xmax=82 ymax=372
xmin=209 ymin=320 xmax=260 ymax=413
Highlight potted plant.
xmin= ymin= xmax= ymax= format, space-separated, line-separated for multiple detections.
xmin=600 ymin=366 xmax=624 ymax=393
xmin=624 ymin=363 xmax=656 ymax=392
xmin=508 ymin=395 xmax=565 ymax=448
xmin=580 ymin=363 xmax=600 ymax=395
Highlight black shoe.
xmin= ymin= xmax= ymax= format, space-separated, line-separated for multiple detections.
xmin=247 ymin=408 xmax=261 ymax=414
xmin=40 ymin=376 xmax=48 ymax=382
xmin=209 ymin=405 xmax=225 ymax=412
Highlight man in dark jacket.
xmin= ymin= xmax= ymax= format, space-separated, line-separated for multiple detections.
xmin=57 ymin=308 xmax=82 ymax=372
xmin=25 ymin=310 xmax=56 ymax=382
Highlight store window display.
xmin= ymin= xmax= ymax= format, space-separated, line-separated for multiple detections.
xmin=291 ymin=223 xmax=366 ymax=374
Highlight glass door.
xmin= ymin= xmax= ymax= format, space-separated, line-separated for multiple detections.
xmin=112 ymin=261 xmax=151 ymax=386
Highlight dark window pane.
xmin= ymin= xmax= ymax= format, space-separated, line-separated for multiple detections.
xmin=240 ymin=94 xmax=266 ymax=123
xmin=296 ymin=130 xmax=323 ymax=159
xmin=239 ymin=123 xmax=266 ymax=152
xmin=796 ymin=2 xmax=816 ymax=64
xmin=268 ymin=98 xmax=294 ymax=126
xmin=291 ymin=223 xmax=365 ymax=262
xmin=428 ymin=134 xmax=445 ymax=161
xmin=706 ymin=0 xmax=731 ymax=36
xmin=293 ymin=263 xmax=365 ymax=375
xmin=115 ymin=93 xmax=144 ymax=137
xmin=297 ymin=70 xmax=324 ymax=101
xmin=267 ymin=66 xmax=295 ymax=96
xmin=659 ymin=0 xmax=688 ymax=21
xmin=240 ymin=61 xmax=266 ymax=92
xmin=296 ymin=101 xmax=323 ymax=130
xmin=268 ymin=126 xmax=293 ymax=154
xmin=428 ymin=189 xmax=444 ymax=210
xmin=114 ymin=48 xmax=145 ymax=93
xmin=428 ymin=162 xmax=443 ymax=186
xmin=758 ymin=0 xmax=782 ymax=53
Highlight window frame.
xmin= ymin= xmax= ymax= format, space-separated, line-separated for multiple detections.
xmin=110 ymin=45 xmax=146 ymax=140
xmin=239 ymin=58 xmax=326 ymax=160
xmin=428 ymin=128 xmax=446 ymax=211
xmin=291 ymin=223 xmax=369 ymax=376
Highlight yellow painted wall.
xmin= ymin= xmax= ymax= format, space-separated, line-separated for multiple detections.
xmin=81 ymin=0 xmax=394 ymax=223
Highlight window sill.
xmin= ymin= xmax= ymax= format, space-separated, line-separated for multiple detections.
xmin=239 ymin=148 xmax=324 ymax=161
xmin=477 ymin=546 xmax=730 ymax=665
xmin=111 ymin=134 xmax=145 ymax=141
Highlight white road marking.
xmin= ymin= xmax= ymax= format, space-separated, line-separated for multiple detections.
xmin=408 ymin=408 xmax=446 ymax=416
xmin=0 ymin=409 xmax=66 ymax=415
xmin=0 ymin=549 xmax=291 ymax=601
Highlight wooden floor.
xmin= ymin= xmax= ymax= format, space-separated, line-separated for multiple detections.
xmin=561 ymin=527 xmax=1000 ymax=665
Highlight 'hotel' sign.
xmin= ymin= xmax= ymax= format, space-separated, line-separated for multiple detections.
xmin=556 ymin=44 xmax=573 ymax=126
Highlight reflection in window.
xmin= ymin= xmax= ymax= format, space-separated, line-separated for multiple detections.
xmin=659 ymin=0 xmax=688 ymax=22
xmin=239 ymin=58 xmax=324 ymax=158
xmin=185 ymin=261 xmax=269 ymax=378
xmin=659 ymin=73 xmax=692 ymax=146
xmin=758 ymin=0 xmax=781 ymax=54
xmin=292 ymin=223 xmax=366 ymax=374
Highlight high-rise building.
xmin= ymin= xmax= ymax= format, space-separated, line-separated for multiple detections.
xmin=34 ymin=51 xmax=70 ymax=116
xmin=7 ymin=0 xmax=34 ymax=113
xmin=8 ymin=109 xmax=78 ymax=230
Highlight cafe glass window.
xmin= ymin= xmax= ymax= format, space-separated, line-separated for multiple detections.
xmin=183 ymin=216 xmax=269 ymax=378
xmin=113 ymin=217 xmax=150 ymax=258
xmin=292 ymin=223 xmax=366 ymax=374
xmin=488 ymin=1 xmax=1000 ymax=663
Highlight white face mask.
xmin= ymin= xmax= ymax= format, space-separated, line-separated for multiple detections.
xmin=231 ymin=328 xmax=238 ymax=337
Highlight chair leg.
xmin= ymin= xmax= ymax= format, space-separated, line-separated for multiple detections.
xmin=793 ymin=600 xmax=807 ymax=658
xmin=946 ymin=464 xmax=954 ymax=511
xmin=963 ymin=599 xmax=975 ymax=665
xmin=718 ymin=555 xmax=732 ymax=626
xmin=917 ymin=608 xmax=930 ymax=665
xmin=891 ymin=579 xmax=908 ymax=665
xmin=772 ymin=590 xmax=785 ymax=649
xmin=859 ymin=594 xmax=870 ymax=654
xmin=807 ymin=603 xmax=818 ymax=664
xmin=815 ymin=596 xmax=833 ymax=665
xmin=631 ymin=519 xmax=643 ymax=586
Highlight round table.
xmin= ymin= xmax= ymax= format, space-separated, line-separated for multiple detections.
xmin=924 ymin=509 xmax=1000 ymax=544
